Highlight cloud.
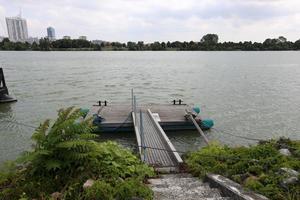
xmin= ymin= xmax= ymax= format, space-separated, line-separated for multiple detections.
xmin=0 ymin=0 xmax=300 ymax=42
xmin=0 ymin=5 xmax=7 ymax=36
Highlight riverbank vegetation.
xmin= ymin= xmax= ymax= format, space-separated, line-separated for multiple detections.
xmin=1 ymin=34 xmax=300 ymax=51
xmin=185 ymin=138 xmax=300 ymax=200
xmin=0 ymin=107 xmax=154 ymax=200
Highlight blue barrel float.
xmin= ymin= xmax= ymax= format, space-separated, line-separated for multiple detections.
xmin=193 ymin=106 xmax=214 ymax=130
xmin=201 ymin=119 xmax=214 ymax=130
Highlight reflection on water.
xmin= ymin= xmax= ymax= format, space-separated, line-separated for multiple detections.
xmin=0 ymin=102 xmax=15 ymax=116
xmin=0 ymin=51 xmax=300 ymax=163
xmin=0 ymin=102 xmax=33 ymax=163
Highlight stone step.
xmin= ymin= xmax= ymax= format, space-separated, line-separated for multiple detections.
xmin=149 ymin=177 xmax=212 ymax=189
xmin=159 ymin=173 xmax=194 ymax=178
xmin=204 ymin=198 xmax=233 ymax=200
xmin=148 ymin=174 xmax=231 ymax=200
xmin=148 ymin=177 xmax=198 ymax=182
xmin=152 ymin=196 xmax=232 ymax=200
xmin=151 ymin=186 xmax=223 ymax=197
xmin=150 ymin=182 xmax=211 ymax=192
xmin=149 ymin=177 xmax=206 ymax=185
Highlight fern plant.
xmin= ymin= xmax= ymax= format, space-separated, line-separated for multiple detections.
xmin=1 ymin=107 xmax=154 ymax=200
xmin=22 ymin=107 xmax=98 ymax=176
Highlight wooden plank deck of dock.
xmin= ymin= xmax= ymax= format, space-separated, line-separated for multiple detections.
xmin=88 ymin=103 xmax=199 ymax=132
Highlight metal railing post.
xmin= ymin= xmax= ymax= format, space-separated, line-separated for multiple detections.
xmin=131 ymin=89 xmax=134 ymax=112
xmin=134 ymin=96 xmax=137 ymax=124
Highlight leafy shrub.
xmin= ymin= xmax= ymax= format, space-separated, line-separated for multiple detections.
xmin=83 ymin=180 xmax=114 ymax=200
xmin=244 ymin=176 xmax=263 ymax=190
xmin=115 ymin=178 xmax=153 ymax=200
xmin=185 ymin=138 xmax=300 ymax=200
xmin=0 ymin=107 xmax=154 ymax=199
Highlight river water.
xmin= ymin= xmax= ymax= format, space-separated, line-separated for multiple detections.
xmin=0 ymin=51 xmax=300 ymax=163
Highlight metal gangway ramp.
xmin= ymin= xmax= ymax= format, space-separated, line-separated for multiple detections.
xmin=132 ymin=97 xmax=183 ymax=171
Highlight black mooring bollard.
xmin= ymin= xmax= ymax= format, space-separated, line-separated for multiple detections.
xmin=96 ymin=100 xmax=108 ymax=106
xmin=0 ymin=68 xmax=17 ymax=103
xmin=0 ymin=68 xmax=8 ymax=94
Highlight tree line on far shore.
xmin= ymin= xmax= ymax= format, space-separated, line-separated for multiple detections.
xmin=1 ymin=34 xmax=300 ymax=51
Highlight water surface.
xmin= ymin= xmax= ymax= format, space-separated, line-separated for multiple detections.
xmin=0 ymin=51 xmax=300 ymax=163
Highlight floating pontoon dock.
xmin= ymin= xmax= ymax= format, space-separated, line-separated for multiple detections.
xmin=87 ymin=103 xmax=209 ymax=133
xmin=85 ymin=95 xmax=213 ymax=171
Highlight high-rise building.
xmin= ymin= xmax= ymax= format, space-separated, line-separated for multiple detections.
xmin=47 ymin=27 xmax=55 ymax=41
xmin=92 ymin=40 xmax=104 ymax=45
xmin=79 ymin=36 xmax=87 ymax=40
xmin=5 ymin=16 xmax=28 ymax=42
xmin=63 ymin=36 xmax=71 ymax=40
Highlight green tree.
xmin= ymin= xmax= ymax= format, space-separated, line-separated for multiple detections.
xmin=127 ymin=41 xmax=137 ymax=50
xmin=294 ymin=39 xmax=300 ymax=49
xmin=150 ymin=41 xmax=163 ymax=50
xmin=278 ymin=36 xmax=287 ymax=43
xmin=0 ymin=38 xmax=13 ymax=50
xmin=31 ymin=42 xmax=40 ymax=50
xmin=39 ymin=38 xmax=51 ymax=51
xmin=200 ymin=34 xmax=219 ymax=44
xmin=93 ymin=44 xmax=102 ymax=51
xmin=137 ymin=41 xmax=144 ymax=50
xmin=166 ymin=41 xmax=171 ymax=48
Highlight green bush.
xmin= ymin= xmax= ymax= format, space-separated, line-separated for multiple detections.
xmin=0 ymin=107 xmax=154 ymax=199
xmin=115 ymin=178 xmax=153 ymax=200
xmin=185 ymin=138 xmax=300 ymax=200
xmin=83 ymin=180 xmax=114 ymax=200
xmin=244 ymin=176 xmax=264 ymax=190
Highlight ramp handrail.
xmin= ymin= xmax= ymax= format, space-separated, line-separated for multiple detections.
xmin=132 ymin=95 xmax=143 ymax=158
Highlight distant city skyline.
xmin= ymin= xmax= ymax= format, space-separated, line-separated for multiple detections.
xmin=0 ymin=0 xmax=300 ymax=42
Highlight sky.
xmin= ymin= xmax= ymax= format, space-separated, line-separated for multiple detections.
xmin=0 ymin=0 xmax=300 ymax=42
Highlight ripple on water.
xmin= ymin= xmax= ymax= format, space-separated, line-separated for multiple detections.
xmin=105 ymin=84 xmax=116 ymax=88
xmin=170 ymin=93 xmax=184 ymax=97
xmin=46 ymin=90 xmax=66 ymax=95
